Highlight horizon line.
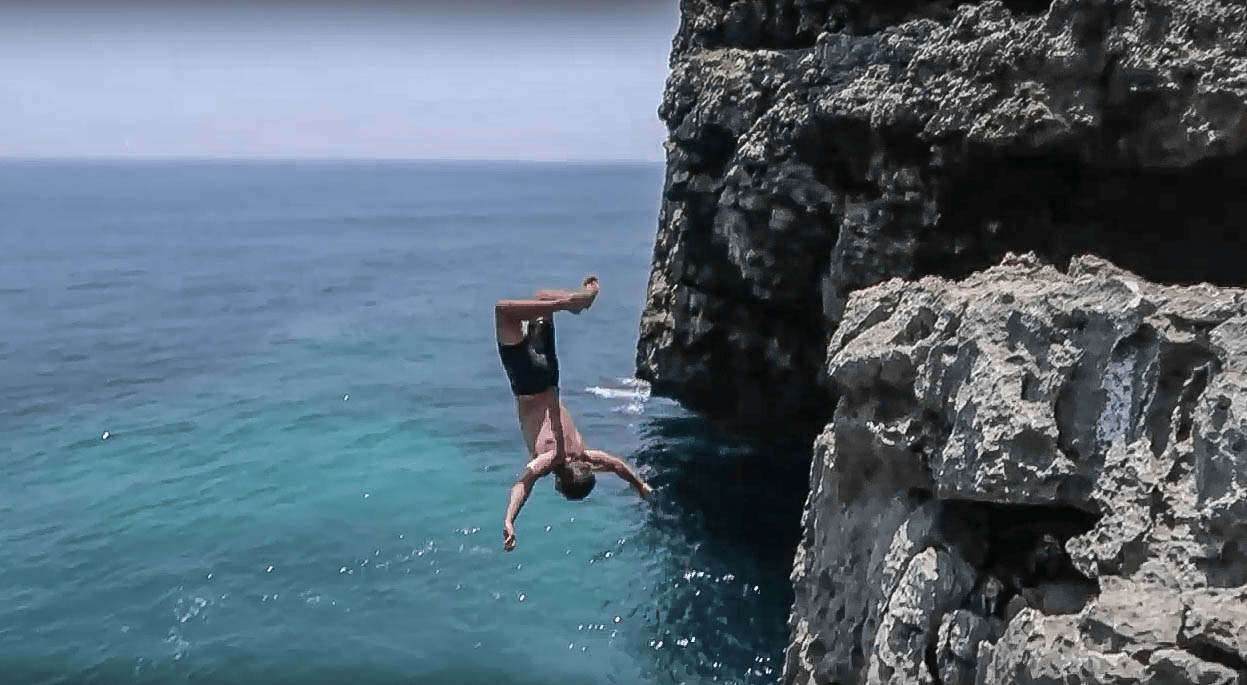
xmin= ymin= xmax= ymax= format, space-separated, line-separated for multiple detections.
xmin=0 ymin=154 xmax=668 ymax=166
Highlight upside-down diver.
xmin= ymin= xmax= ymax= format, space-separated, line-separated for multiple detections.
xmin=495 ymin=275 xmax=653 ymax=552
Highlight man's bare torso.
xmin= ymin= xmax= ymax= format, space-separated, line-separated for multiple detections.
xmin=515 ymin=388 xmax=584 ymax=460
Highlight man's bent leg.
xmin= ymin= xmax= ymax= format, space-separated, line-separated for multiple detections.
xmin=495 ymin=304 xmax=526 ymax=346
xmin=496 ymin=295 xmax=582 ymax=346
xmin=495 ymin=278 xmax=598 ymax=345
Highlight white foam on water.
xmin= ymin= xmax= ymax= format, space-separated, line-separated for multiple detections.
xmin=585 ymin=386 xmax=650 ymax=401
xmin=585 ymin=377 xmax=654 ymax=414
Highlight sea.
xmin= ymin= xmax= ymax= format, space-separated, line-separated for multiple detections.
xmin=0 ymin=160 xmax=809 ymax=685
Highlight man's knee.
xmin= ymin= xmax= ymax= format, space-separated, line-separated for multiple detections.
xmin=495 ymin=302 xmax=525 ymax=343
xmin=495 ymin=301 xmax=519 ymax=323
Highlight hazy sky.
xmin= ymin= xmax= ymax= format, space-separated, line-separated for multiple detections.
xmin=1 ymin=1 xmax=679 ymax=161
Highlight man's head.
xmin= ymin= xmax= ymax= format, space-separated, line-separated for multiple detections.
xmin=554 ymin=461 xmax=596 ymax=500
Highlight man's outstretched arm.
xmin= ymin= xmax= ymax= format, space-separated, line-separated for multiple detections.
xmin=502 ymin=451 xmax=558 ymax=551
xmin=583 ymin=449 xmax=653 ymax=499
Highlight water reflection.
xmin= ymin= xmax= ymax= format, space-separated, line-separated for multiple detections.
xmin=627 ymin=414 xmax=811 ymax=684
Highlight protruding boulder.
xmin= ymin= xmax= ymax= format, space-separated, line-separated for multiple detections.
xmin=785 ymin=255 xmax=1247 ymax=684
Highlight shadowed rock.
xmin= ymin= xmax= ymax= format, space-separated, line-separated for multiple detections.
xmin=638 ymin=0 xmax=1247 ymax=436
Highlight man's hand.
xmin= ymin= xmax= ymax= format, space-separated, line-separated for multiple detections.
xmin=502 ymin=456 xmax=550 ymax=552
xmin=638 ymin=482 xmax=655 ymax=499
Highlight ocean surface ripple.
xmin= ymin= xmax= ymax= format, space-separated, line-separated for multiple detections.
xmin=0 ymin=160 xmax=802 ymax=685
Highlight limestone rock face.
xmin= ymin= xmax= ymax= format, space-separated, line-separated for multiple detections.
xmin=638 ymin=0 xmax=1247 ymax=432
xmin=641 ymin=0 xmax=1247 ymax=680
xmin=785 ymin=255 xmax=1247 ymax=685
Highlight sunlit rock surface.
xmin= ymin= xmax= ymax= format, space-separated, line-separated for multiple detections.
xmin=785 ymin=255 xmax=1247 ymax=685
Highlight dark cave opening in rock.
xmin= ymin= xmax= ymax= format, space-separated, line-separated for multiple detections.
xmin=831 ymin=0 xmax=959 ymax=37
xmin=830 ymin=0 xmax=1055 ymax=35
xmin=1181 ymin=635 xmax=1247 ymax=673
xmin=940 ymin=500 xmax=1101 ymax=617
xmin=685 ymin=124 xmax=737 ymax=178
xmin=795 ymin=115 xmax=878 ymax=195
xmin=920 ymin=149 xmax=1247 ymax=288
xmin=998 ymin=0 xmax=1057 ymax=15
xmin=683 ymin=0 xmax=1060 ymax=50
xmin=1204 ymin=532 xmax=1247 ymax=588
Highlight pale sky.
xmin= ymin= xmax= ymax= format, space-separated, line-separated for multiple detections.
xmin=1 ymin=1 xmax=679 ymax=161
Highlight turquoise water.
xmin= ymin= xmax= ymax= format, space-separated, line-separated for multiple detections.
xmin=0 ymin=161 xmax=800 ymax=685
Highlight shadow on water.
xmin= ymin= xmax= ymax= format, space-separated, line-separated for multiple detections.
xmin=625 ymin=414 xmax=812 ymax=684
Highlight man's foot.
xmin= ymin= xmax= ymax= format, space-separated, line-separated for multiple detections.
xmin=570 ymin=276 xmax=599 ymax=314
xmin=582 ymin=275 xmax=599 ymax=305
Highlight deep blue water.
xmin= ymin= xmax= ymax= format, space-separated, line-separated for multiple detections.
xmin=0 ymin=160 xmax=802 ymax=685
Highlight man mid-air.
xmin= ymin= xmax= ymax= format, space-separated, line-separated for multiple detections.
xmin=495 ymin=275 xmax=652 ymax=552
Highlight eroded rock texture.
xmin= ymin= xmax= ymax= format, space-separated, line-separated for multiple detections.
xmin=637 ymin=0 xmax=1247 ymax=433
xmin=786 ymin=255 xmax=1247 ymax=685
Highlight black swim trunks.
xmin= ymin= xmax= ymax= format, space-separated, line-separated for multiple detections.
xmin=498 ymin=318 xmax=559 ymax=396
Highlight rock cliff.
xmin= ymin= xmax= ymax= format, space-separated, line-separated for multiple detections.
xmin=786 ymin=254 xmax=1247 ymax=684
xmin=637 ymin=0 xmax=1247 ymax=433
xmin=637 ymin=0 xmax=1247 ymax=683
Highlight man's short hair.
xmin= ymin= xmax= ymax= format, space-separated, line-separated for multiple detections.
xmin=554 ymin=461 xmax=596 ymax=500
